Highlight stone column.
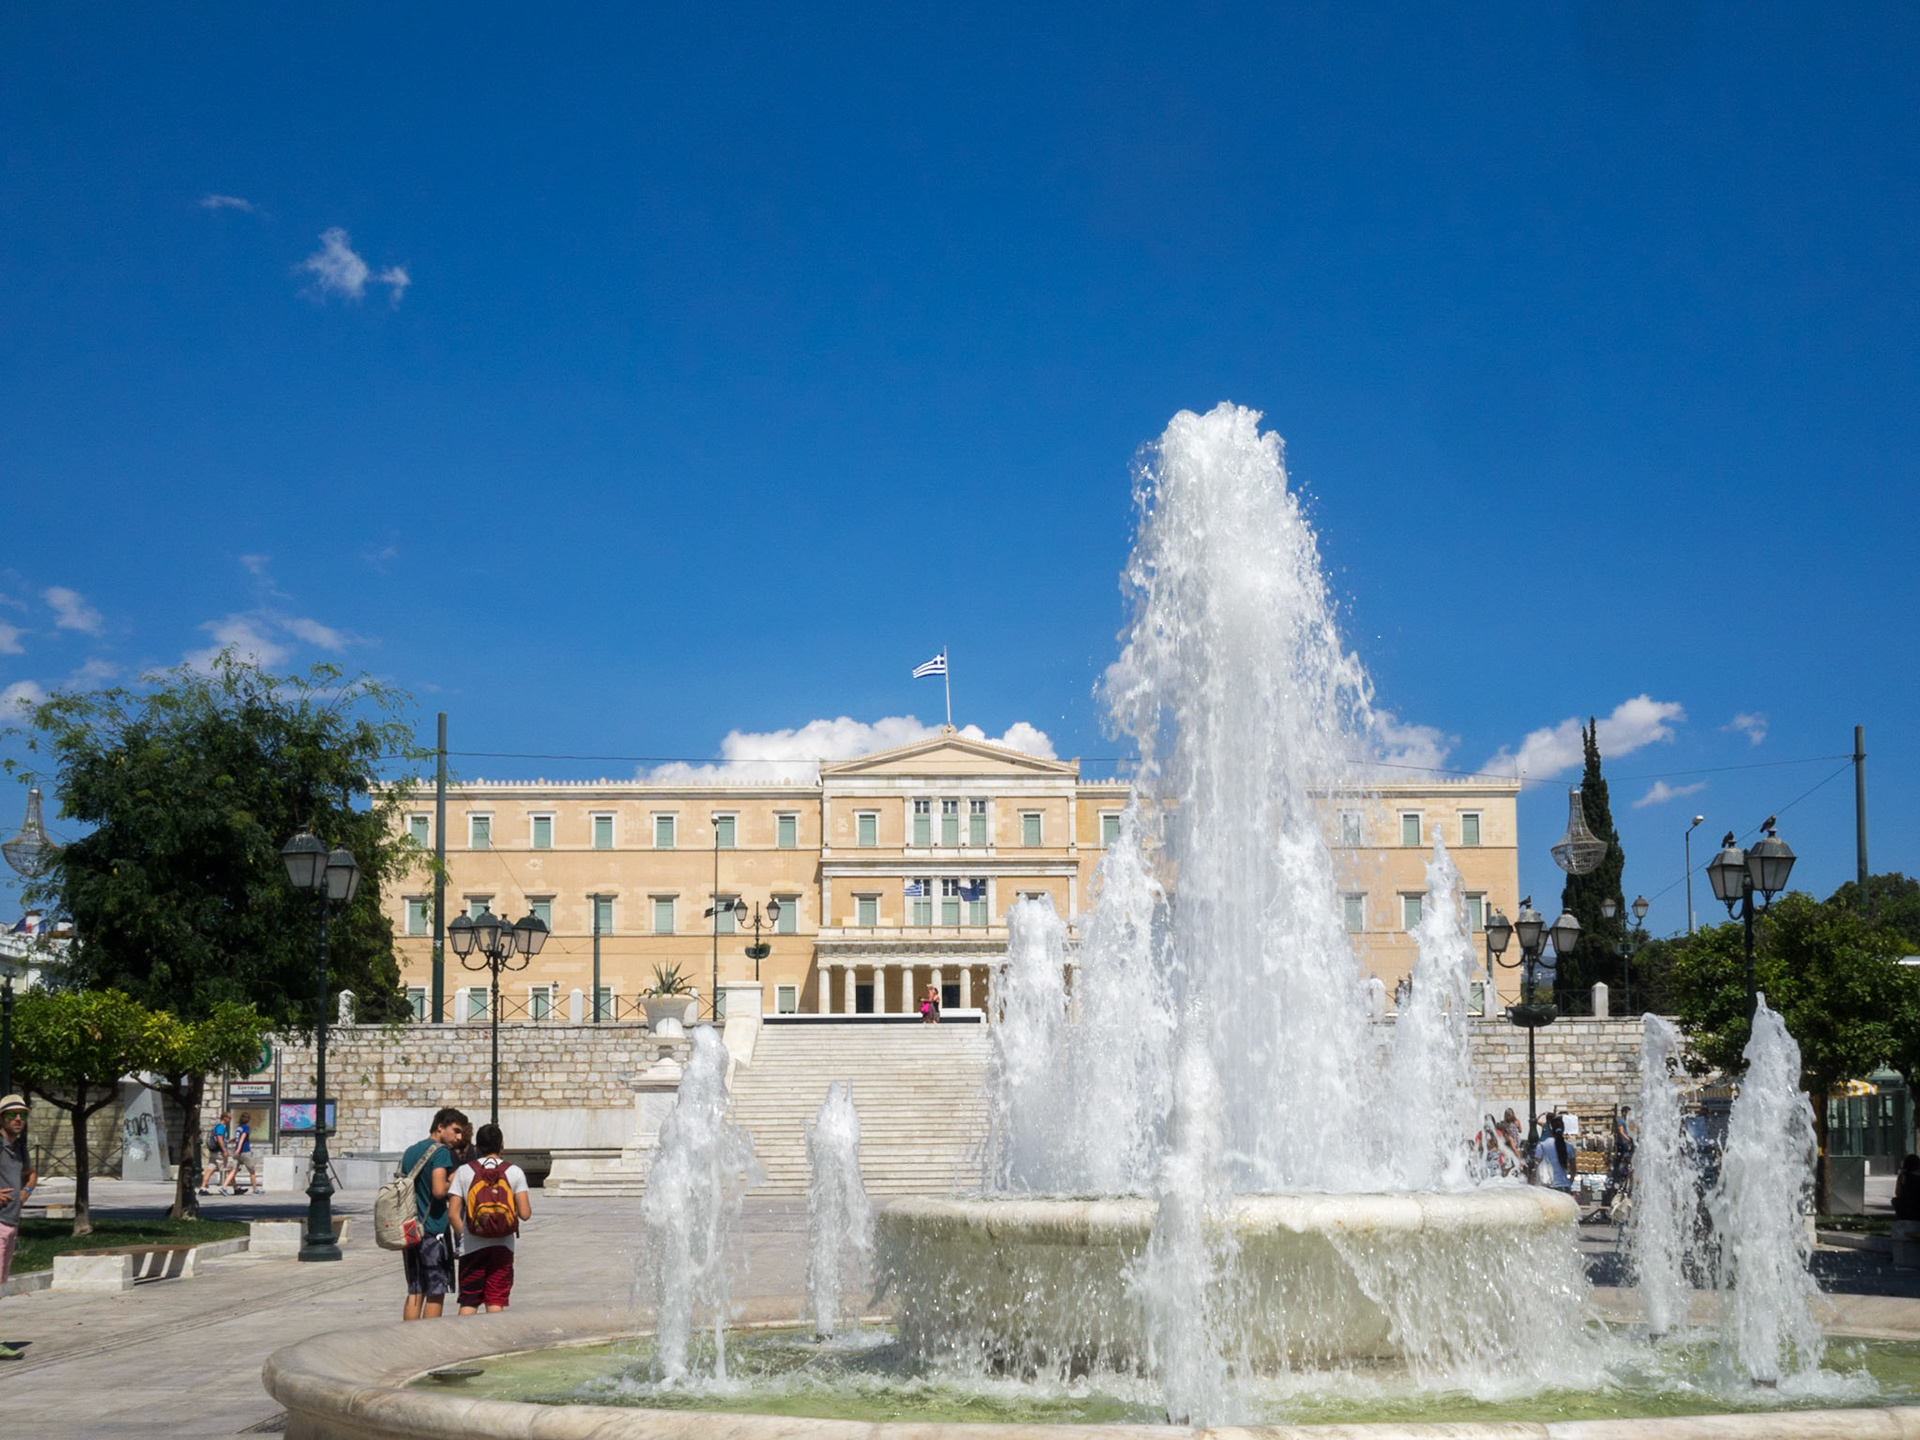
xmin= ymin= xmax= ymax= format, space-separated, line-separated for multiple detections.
xmin=842 ymin=963 xmax=856 ymax=1015
xmin=931 ymin=965 xmax=943 ymax=1007
xmin=568 ymin=987 xmax=585 ymax=1023
xmin=960 ymin=964 xmax=972 ymax=1009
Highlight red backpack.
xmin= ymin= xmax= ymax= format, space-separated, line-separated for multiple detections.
xmin=464 ymin=1157 xmax=518 ymax=1239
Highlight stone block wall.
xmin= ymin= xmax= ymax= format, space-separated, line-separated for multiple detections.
xmin=199 ymin=1022 xmax=668 ymax=1155
xmin=1465 ymin=1015 xmax=1646 ymax=1114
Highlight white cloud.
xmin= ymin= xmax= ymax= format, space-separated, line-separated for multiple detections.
xmin=189 ymin=614 xmax=291 ymax=670
xmin=240 ymin=553 xmax=272 ymax=577
xmin=1634 ymin=779 xmax=1708 ymax=809
xmin=1483 ymin=694 xmax=1686 ymax=782
xmin=68 ymin=657 xmax=118 ymax=685
xmin=299 ymin=228 xmax=410 ymax=305
xmin=1725 ymin=711 xmax=1768 ymax=746
xmin=280 ymin=616 xmax=349 ymax=650
xmin=646 ymin=715 xmax=1057 ymax=784
xmin=0 ymin=623 xmax=22 ymax=655
xmin=42 ymin=586 xmax=103 ymax=634
xmin=1368 ymin=710 xmax=1456 ymax=775
xmin=200 ymin=193 xmax=256 ymax=213
xmin=1 ymin=680 xmax=46 ymax=715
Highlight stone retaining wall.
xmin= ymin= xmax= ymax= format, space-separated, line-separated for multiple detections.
xmin=1464 ymin=1015 xmax=1646 ymax=1115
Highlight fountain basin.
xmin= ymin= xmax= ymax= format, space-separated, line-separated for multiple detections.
xmin=881 ymin=1190 xmax=1581 ymax=1372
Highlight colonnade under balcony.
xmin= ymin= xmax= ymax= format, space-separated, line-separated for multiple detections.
xmin=817 ymin=958 xmax=995 ymax=1015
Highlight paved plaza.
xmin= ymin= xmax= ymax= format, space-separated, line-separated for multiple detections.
xmin=0 ymin=1182 xmax=812 ymax=1438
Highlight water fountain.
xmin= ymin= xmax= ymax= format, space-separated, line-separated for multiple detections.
xmin=805 ymin=1081 xmax=872 ymax=1340
xmin=1627 ymin=1013 xmax=1704 ymax=1338
xmin=264 ymin=404 xmax=1917 ymax=1438
xmin=637 ymin=1025 xmax=762 ymax=1382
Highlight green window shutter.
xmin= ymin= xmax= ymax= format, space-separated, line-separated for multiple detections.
xmin=1461 ymin=813 xmax=1481 ymax=847
xmin=715 ymin=816 xmax=736 ymax=849
xmin=1022 ymin=813 xmax=1042 ymax=847
xmin=655 ymin=815 xmax=675 ymax=848
xmin=857 ymin=813 xmax=877 ymax=847
xmin=532 ymin=815 xmax=552 ymax=849
xmin=593 ymin=815 xmax=614 ymax=849
xmin=1402 ymin=814 xmax=1421 ymax=847
xmin=1101 ymin=814 xmax=1121 ymax=846
xmin=777 ymin=899 xmax=798 ymax=935
xmin=777 ymin=814 xmax=797 ymax=848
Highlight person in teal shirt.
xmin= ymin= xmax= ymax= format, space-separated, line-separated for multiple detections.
xmin=399 ymin=1107 xmax=468 ymax=1320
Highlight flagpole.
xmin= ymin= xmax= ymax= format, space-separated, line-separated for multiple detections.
xmin=943 ymin=648 xmax=952 ymax=729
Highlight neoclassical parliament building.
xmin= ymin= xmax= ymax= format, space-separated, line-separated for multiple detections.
xmin=386 ymin=732 xmax=1523 ymax=1023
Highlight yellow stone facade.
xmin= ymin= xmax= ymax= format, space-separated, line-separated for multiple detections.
xmin=385 ymin=735 xmax=1524 ymax=1021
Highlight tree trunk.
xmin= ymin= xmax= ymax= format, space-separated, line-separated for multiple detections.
xmin=68 ymin=1087 xmax=94 ymax=1237
xmin=168 ymin=1074 xmax=205 ymax=1221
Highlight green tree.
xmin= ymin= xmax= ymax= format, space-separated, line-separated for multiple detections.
xmin=13 ymin=989 xmax=165 ymax=1235
xmin=1827 ymin=872 xmax=1920 ymax=951
xmin=1557 ymin=720 xmax=1627 ymax=1007
xmin=147 ymin=1003 xmax=278 ymax=1219
xmin=6 ymin=654 xmax=429 ymax=1216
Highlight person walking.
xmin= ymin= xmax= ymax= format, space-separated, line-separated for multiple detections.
xmin=0 ymin=1095 xmax=36 ymax=1360
xmin=400 ymin=1108 xmax=468 ymax=1320
xmin=920 ymin=983 xmax=941 ymax=1024
xmin=449 ymin=1122 xmax=531 ymax=1314
xmin=1534 ymin=1112 xmax=1573 ymax=1193
xmin=200 ymin=1110 xmax=233 ymax=1195
xmin=223 ymin=1112 xmax=259 ymax=1196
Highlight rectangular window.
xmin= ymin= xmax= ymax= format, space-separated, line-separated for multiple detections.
xmin=912 ymin=798 xmax=931 ymax=846
xmin=1461 ymin=812 xmax=1482 ymax=847
xmin=467 ymin=988 xmax=489 ymax=1021
xmin=651 ymin=897 xmax=674 ymax=935
xmin=1101 ymin=813 xmax=1122 ymax=846
xmin=528 ymin=897 xmax=552 ymax=928
xmin=713 ymin=895 xmax=737 ymax=935
xmin=654 ymin=814 xmax=676 ymax=849
xmin=1022 ymin=812 xmax=1042 ymax=847
xmin=713 ymin=814 xmax=736 ymax=849
xmin=595 ymin=986 xmax=613 ymax=1022
xmin=1465 ymin=893 xmax=1485 ymax=932
xmin=408 ymin=815 xmax=430 ymax=847
xmin=1344 ymin=894 xmax=1365 ymax=933
xmin=776 ymin=984 xmax=799 ymax=1015
xmin=856 ymin=894 xmax=878 ymax=927
xmin=405 ymin=897 xmax=429 ymax=936
xmin=469 ymin=814 xmax=492 ymax=850
xmin=1470 ymin=980 xmax=1488 ymax=1016
xmin=776 ymin=813 xmax=798 ymax=849
xmin=856 ymin=812 xmax=878 ymax=847
xmin=969 ymin=798 xmax=988 ymax=846
xmin=775 ymin=896 xmax=798 ymax=935
xmin=1401 ymin=813 xmax=1422 ymax=847
xmin=594 ymin=895 xmax=615 ymax=935
xmin=530 ymin=986 xmax=552 ymax=1021
xmin=967 ymin=879 xmax=989 ymax=926
xmin=1340 ymin=811 xmax=1363 ymax=847
xmin=941 ymin=877 xmax=962 ymax=927
xmin=592 ymin=813 xmax=615 ymax=850
xmin=407 ymin=987 xmax=427 ymax=1021
xmin=940 ymin=798 xmax=960 ymax=846
xmin=531 ymin=814 xmax=553 ymax=849
xmin=911 ymin=893 xmax=933 ymax=926
xmin=1402 ymin=894 xmax=1423 ymax=930
xmin=466 ymin=897 xmax=492 ymax=920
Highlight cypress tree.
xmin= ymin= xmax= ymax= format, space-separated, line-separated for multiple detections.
xmin=1558 ymin=719 xmax=1628 ymax=1011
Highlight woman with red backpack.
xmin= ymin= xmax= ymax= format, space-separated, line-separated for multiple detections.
xmin=448 ymin=1122 xmax=532 ymax=1313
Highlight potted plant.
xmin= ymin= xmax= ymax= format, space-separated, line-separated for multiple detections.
xmin=643 ymin=963 xmax=698 ymax=1037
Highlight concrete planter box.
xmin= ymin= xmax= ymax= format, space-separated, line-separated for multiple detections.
xmin=52 ymin=1253 xmax=134 ymax=1293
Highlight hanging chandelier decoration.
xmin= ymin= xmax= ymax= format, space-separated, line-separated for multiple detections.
xmin=1550 ymin=786 xmax=1608 ymax=876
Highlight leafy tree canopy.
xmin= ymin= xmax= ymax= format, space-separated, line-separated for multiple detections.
xmin=6 ymin=654 xmax=428 ymax=1028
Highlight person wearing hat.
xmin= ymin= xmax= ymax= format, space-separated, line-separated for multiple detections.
xmin=0 ymin=1094 xmax=34 ymax=1359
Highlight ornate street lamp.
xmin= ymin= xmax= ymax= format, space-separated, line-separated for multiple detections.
xmin=1486 ymin=896 xmax=1582 ymax=1152
xmin=450 ymin=906 xmax=548 ymax=1126
xmin=1599 ymin=894 xmax=1650 ymax=1015
xmin=281 ymin=831 xmax=360 ymax=1263
xmin=735 ymin=897 xmax=782 ymax=978
xmin=1707 ymin=818 xmax=1797 ymax=1021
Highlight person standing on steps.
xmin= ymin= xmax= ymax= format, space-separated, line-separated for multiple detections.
xmin=400 ymin=1108 xmax=468 ymax=1320
xmin=450 ymin=1122 xmax=532 ymax=1314
xmin=920 ymin=983 xmax=941 ymax=1023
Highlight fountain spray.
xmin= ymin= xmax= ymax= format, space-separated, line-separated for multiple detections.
xmin=639 ymin=1025 xmax=763 ymax=1383
xmin=1626 ymin=1014 xmax=1702 ymax=1338
xmin=805 ymin=1081 xmax=872 ymax=1340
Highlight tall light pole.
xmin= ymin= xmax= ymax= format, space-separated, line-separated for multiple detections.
xmin=449 ymin=908 xmax=549 ymax=1127
xmin=280 ymin=832 xmax=361 ymax=1264
xmin=1685 ymin=815 xmax=1705 ymax=935
xmin=1706 ymin=820 xmax=1798 ymax=1022
xmin=1599 ymin=894 xmax=1649 ymax=1015
xmin=1486 ymin=898 xmax=1583 ymax=1153
xmin=734 ymin=898 xmax=782 ymax=980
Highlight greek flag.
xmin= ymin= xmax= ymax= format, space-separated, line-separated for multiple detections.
xmin=904 ymin=879 xmax=928 ymax=897
xmin=912 ymin=650 xmax=947 ymax=679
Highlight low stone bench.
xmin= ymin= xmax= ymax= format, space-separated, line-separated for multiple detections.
xmin=50 ymin=1237 xmax=252 ymax=1292
xmin=249 ymin=1217 xmax=351 ymax=1255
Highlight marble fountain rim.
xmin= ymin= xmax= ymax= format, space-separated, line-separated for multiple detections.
xmin=262 ymin=1293 xmax=1920 ymax=1440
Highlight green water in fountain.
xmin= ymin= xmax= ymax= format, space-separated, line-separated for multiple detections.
xmin=415 ymin=1324 xmax=1920 ymax=1426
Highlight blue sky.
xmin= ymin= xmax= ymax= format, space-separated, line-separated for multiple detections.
xmin=1 ymin=3 xmax=1913 ymax=931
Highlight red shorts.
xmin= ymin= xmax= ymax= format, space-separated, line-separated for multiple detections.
xmin=457 ymin=1245 xmax=515 ymax=1309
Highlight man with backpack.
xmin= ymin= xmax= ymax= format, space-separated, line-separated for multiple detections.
xmin=449 ymin=1122 xmax=531 ymax=1313
xmin=397 ymin=1107 xmax=468 ymax=1320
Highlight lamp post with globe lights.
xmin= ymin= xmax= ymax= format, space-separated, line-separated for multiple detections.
xmin=1706 ymin=820 xmax=1797 ymax=1022
xmin=734 ymin=897 xmax=782 ymax=979
xmin=280 ymin=832 xmax=361 ymax=1263
xmin=1485 ymin=898 xmax=1583 ymax=1153
xmin=1600 ymin=894 xmax=1650 ymax=1014
xmin=448 ymin=907 xmax=549 ymax=1128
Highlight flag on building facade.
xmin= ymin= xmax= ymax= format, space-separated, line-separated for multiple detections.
xmin=904 ymin=879 xmax=928 ymax=897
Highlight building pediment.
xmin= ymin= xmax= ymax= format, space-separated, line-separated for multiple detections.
xmin=819 ymin=732 xmax=1077 ymax=780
